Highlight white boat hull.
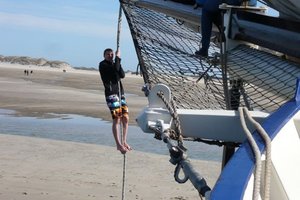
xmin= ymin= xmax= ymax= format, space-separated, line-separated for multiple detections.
xmin=211 ymin=79 xmax=300 ymax=199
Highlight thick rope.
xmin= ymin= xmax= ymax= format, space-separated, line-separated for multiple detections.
xmin=156 ymin=91 xmax=183 ymax=143
xmin=116 ymin=4 xmax=126 ymax=200
xmin=238 ymin=107 xmax=262 ymax=200
xmin=242 ymin=107 xmax=272 ymax=200
xmin=116 ymin=5 xmax=122 ymax=52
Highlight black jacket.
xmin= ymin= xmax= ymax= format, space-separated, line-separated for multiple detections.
xmin=99 ymin=57 xmax=125 ymax=97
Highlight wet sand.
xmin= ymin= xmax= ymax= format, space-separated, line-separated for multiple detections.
xmin=0 ymin=62 xmax=147 ymax=124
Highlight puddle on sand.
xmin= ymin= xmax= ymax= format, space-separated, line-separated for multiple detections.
xmin=0 ymin=109 xmax=222 ymax=162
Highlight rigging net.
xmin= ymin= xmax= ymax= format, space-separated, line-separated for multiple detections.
xmin=121 ymin=1 xmax=300 ymax=113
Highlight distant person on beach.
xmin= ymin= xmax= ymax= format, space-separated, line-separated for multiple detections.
xmin=98 ymin=48 xmax=131 ymax=154
xmin=24 ymin=69 xmax=29 ymax=76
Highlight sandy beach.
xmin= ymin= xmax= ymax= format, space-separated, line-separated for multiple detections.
xmin=0 ymin=63 xmax=221 ymax=199
xmin=0 ymin=62 xmax=147 ymax=124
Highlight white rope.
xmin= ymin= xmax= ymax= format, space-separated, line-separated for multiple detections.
xmin=116 ymin=4 xmax=126 ymax=200
xmin=239 ymin=107 xmax=272 ymax=200
xmin=242 ymin=107 xmax=272 ymax=200
xmin=238 ymin=107 xmax=262 ymax=200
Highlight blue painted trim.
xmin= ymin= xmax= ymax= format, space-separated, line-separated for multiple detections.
xmin=210 ymin=78 xmax=300 ymax=199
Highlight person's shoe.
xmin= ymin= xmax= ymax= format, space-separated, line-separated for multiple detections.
xmin=195 ymin=49 xmax=208 ymax=57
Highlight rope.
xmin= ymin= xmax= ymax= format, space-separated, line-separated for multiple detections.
xmin=116 ymin=4 xmax=122 ymax=52
xmin=239 ymin=107 xmax=272 ymax=200
xmin=242 ymin=107 xmax=272 ymax=200
xmin=116 ymin=4 xmax=126 ymax=200
xmin=121 ymin=153 xmax=126 ymax=200
xmin=156 ymin=91 xmax=183 ymax=144
xmin=239 ymin=107 xmax=262 ymax=200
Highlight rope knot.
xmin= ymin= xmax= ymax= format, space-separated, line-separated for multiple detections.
xmin=156 ymin=91 xmax=183 ymax=143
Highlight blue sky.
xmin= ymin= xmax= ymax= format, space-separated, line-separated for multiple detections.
xmin=0 ymin=0 xmax=137 ymax=71
xmin=0 ymin=1 xmax=279 ymax=71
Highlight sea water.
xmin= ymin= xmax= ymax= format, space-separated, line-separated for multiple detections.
xmin=0 ymin=109 xmax=222 ymax=162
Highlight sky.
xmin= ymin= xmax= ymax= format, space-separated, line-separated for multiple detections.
xmin=0 ymin=0 xmax=138 ymax=71
xmin=0 ymin=1 xmax=279 ymax=72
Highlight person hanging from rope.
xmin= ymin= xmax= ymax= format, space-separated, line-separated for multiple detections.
xmin=99 ymin=48 xmax=132 ymax=154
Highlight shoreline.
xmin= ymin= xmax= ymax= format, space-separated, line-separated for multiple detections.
xmin=0 ymin=62 xmax=147 ymax=125
xmin=0 ymin=109 xmax=223 ymax=162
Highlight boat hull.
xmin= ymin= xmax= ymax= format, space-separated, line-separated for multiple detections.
xmin=210 ymin=79 xmax=300 ymax=199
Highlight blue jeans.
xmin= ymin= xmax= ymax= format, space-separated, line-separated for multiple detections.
xmin=200 ymin=9 xmax=222 ymax=52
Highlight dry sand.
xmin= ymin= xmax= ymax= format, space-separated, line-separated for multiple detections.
xmin=0 ymin=63 xmax=221 ymax=200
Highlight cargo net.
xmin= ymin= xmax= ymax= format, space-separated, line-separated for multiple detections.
xmin=122 ymin=2 xmax=300 ymax=113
